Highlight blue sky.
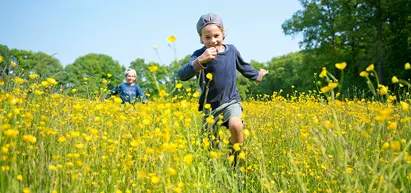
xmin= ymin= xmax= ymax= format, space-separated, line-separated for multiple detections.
xmin=1 ymin=0 xmax=303 ymax=67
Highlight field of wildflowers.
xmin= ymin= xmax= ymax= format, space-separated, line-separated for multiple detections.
xmin=1 ymin=57 xmax=411 ymax=193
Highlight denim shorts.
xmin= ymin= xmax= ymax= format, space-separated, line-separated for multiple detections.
xmin=203 ymin=100 xmax=243 ymax=128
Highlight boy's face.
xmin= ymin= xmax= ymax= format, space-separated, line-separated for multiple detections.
xmin=200 ymin=24 xmax=224 ymax=49
xmin=126 ymin=73 xmax=136 ymax=84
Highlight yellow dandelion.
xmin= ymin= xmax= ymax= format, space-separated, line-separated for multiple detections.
xmin=378 ymin=85 xmax=388 ymax=95
xmin=359 ymin=71 xmax=369 ymax=77
xmin=17 ymin=175 xmax=23 ymax=181
xmin=382 ymin=142 xmax=390 ymax=150
xmin=366 ymin=64 xmax=374 ymax=72
xmin=320 ymin=86 xmax=330 ymax=93
xmin=15 ymin=77 xmax=25 ymax=84
xmin=228 ymin=155 xmax=235 ymax=165
xmin=391 ymin=140 xmax=401 ymax=151
xmin=335 ymin=62 xmax=347 ymax=70
xmin=238 ymin=152 xmax=245 ymax=159
xmin=167 ymin=168 xmax=177 ymax=176
xmin=167 ymin=35 xmax=176 ymax=43
xmin=175 ymin=83 xmax=182 ymax=89
xmin=49 ymin=165 xmax=57 ymax=171
xmin=47 ymin=78 xmax=58 ymax=85
xmin=405 ymin=62 xmax=410 ymax=70
xmin=148 ymin=65 xmax=158 ymax=72
xmin=319 ymin=67 xmax=327 ymax=78
xmin=210 ymin=151 xmax=219 ymax=158
xmin=400 ymin=101 xmax=409 ymax=111
xmin=387 ymin=122 xmax=397 ymax=130
xmin=183 ymin=154 xmax=193 ymax=165
xmin=29 ymin=74 xmax=39 ymax=80
xmin=10 ymin=61 xmax=17 ymax=67
xmin=193 ymin=91 xmax=200 ymax=97
xmin=328 ymin=82 xmax=338 ymax=89
xmin=206 ymin=73 xmax=213 ymax=80
xmin=0 ymin=55 xmax=3 ymax=63
xmin=392 ymin=76 xmax=399 ymax=83
xmin=107 ymin=73 xmax=112 ymax=78
xmin=233 ymin=143 xmax=241 ymax=151
xmin=23 ymin=188 xmax=30 ymax=193
xmin=153 ymin=45 xmax=157 ymax=49
xmin=151 ymin=176 xmax=160 ymax=185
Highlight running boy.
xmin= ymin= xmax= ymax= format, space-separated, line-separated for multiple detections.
xmin=107 ymin=68 xmax=148 ymax=104
xmin=178 ymin=13 xmax=268 ymax=165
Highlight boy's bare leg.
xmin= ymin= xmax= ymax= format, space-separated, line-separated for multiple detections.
xmin=228 ymin=116 xmax=243 ymax=144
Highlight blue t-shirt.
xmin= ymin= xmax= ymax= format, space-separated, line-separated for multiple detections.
xmin=178 ymin=44 xmax=259 ymax=111
xmin=108 ymin=83 xmax=147 ymax=104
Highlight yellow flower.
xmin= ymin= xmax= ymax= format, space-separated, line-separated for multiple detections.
xmin=319 ymin=67 xmax=327 ymax=78
xmin=405 ymin=62 xmax=410 ymax=70
xmin=23 ymin=188 xmax=30 ymax=193
xmin=57 ymin=136 xmax=66 ymax=143
xmin=392 ymin=76 xmax=399 ymax=83
xmin=382 ymin=142 xmax=390 ymax=150
xmin=359 ymin=71 xmax=369 ymax=77
xmin=391 ymin=140 xmax=401 ymax=151
xmin=15 ymin=77 xmax=25 ymax=84
xmin=378 ymin=84 xmax=388 ymax=95
xmin=167 ymin=35 xmax=176 ymax=43
xmin=193 ymin=91 xmax=200 ymax=98
xmin=83 ymin=77 xmax=88 ymax=81
xmin=0 ymin=55 xmax=3 ymax=63
xmin=233 ymin=143 xmax=241 ymax=151
xmin=387 ymin=122 xmax=397 ymax=130
xmin=206 ymin=73 xmax=213 ymax=80
xmin=22 ymin=134 xmax=37 ymax=143
xmin=400 ymin=101 xmax=409 ymax=111
xmin=17 ymin=175 xmax=23 ymax=181
xmin=320 ymin=86 xmax=330 ymax=93
xmin=183 ymin=154 xmax=193 ymax=165
xmin=47 ymin=78 xmax=58 ymax=85
xmin=151 ymin=176 xmax=160 ymax=185
xmin=175 ymin=83 xmax=182 ymax=89
xmin=335 ymin=62 xmax=347 ymax=70
xmin=205 ymin=116 xmax=215 ymax=124
xmin=29 ymin=74 xmax=38 ymax=80
xmin=153 ymin=45 xmax=157 ymax=49
xmin=72 ymin=89 xmax=77 ymax=93
xmin=328 ymin=82 xmax=338 ymax=89
xmin=10 ymin=61 xmax=17 ymax=67
xmin=167 ymin=168 xmax=177 ymax=176
xmin=148 ymin=65 xmax=158 ymax=72
xmin=366 ymin=64 xmax=374 ymax=72
xmin=159 ymin=89 xmax=168 ymax=97
xmin=49 ymin=165 xmax=57 ymax=171
xmin=210 ymin=151 xmax=219 ymax=158
xmin=107 ymin=73 xmax=112 ymax=78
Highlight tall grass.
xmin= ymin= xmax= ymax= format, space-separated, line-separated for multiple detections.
xmin=1 ymin=61 xmax=411 ymax=193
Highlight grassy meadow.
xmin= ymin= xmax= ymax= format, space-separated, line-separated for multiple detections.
xmin=1 ymin=63 xmax=411 ymax=193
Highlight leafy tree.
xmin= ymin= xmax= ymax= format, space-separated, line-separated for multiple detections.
xmin=64 ymin=53 xmax=125 ymax=97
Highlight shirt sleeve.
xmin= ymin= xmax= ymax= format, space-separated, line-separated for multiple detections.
xmin=135 ymin=85 xmax=148 ymax=103
xmin=178 ymin=49 xmax=205 ymax=81
xmin=106 ymin=84 xmax=120 ymax=98
xmin=233 ymin=46 xmax=260 ymax=80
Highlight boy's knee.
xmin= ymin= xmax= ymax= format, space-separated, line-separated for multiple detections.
xmin=228 ymin=117 xmax=243 ymax=131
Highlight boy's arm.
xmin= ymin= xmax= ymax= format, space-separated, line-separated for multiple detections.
xmin=178 ymin=56 xmax=206 ymax=81
xmin=106 ymin=85 xmax=119 ymax=99
xmin=135 ymin=85 xmax=148 ymax=103
xmin=178 ymin=49 xmax=207 ymax=81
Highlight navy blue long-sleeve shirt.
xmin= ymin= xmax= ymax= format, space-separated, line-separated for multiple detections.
xmin=108 ymin=83 xmax=147 ymax=104
xmin=178 ymin=44 xmax=260 ymax=111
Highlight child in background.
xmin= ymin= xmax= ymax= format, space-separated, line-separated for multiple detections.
xmin=107 ymin=68 xmax=148 ymax=104
xmin=178 ymin=13 xmax=268 ymax=166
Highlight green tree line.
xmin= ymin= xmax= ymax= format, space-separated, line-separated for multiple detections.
xmin=1 ymin=0 xmax=410 ymax=100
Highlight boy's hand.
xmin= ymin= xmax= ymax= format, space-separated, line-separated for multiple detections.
xmin=257 ymin=68 xmax=269 ymax=82
xmin=197 ymin=47 xmax=217 ymax=64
